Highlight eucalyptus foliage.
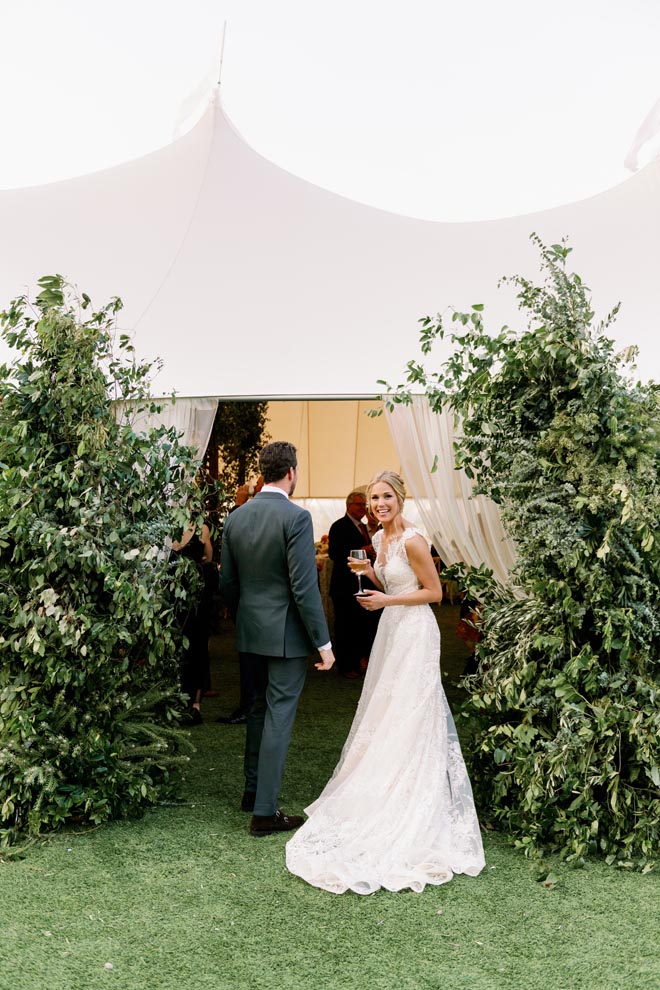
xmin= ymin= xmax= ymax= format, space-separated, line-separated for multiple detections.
xmin=0 ymin=276 xmax=201 ymax=849
xmin=386 ymin=237 xmax=660 ymax=868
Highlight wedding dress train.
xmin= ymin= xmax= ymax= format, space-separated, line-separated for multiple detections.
xmin=286 ymin=528 xmax=485 ymax=895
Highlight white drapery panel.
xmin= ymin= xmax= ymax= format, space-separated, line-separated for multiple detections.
xmin=113 ymin=397 xmax=218 ymax=464
xmin=385 ymin=397 xmax=516 ymax=584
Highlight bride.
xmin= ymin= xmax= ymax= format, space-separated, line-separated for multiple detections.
xmin=286 ymin=470 xmax=485 ymax=894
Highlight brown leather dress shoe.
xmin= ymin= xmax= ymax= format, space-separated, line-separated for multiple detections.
xmin=250 ymin=810 xmax=305 ymax=837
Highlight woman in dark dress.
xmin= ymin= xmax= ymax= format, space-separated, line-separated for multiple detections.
xmin=171 ymin=521 xmax=213 ymax=723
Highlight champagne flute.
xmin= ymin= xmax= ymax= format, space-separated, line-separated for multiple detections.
xmin=350 ymin=548 xmax=368 ymax=596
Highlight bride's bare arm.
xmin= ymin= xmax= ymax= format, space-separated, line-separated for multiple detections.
xmin=403 ymin=537 xmax=443 ymax=603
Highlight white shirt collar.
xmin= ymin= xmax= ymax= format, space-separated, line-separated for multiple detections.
xmin=260 ymin=484 xmax=289 ymax=499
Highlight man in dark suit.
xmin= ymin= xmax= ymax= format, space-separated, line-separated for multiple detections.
xmin=220 ymin=441 xmax=335 ymax=836
xmin=328 ymin=490 xmax=381 ymax=678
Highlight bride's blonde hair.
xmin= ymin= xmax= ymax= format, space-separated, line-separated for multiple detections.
xmin=367 ymin=470 xmax=406 ymax=511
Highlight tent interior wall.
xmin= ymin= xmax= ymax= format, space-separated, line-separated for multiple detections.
xmin=217 ymin=397 xmax=418 ymax=541
xmin=114 ymin=393 xmax=514 ymax=581
xmin=264 ymin=399 xmax=400 ymax=499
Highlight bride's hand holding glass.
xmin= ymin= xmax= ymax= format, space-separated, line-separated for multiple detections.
xmin=355 ymin=588 xmax=387 ymax=611
xmin=348 ymin=549 xmax=373 ymax=595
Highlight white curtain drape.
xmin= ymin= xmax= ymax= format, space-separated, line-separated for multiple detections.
xmin=384 ymin=397 xmax=516 ymax=584
xmin=113 ymin=397 xmax=218 ymax=464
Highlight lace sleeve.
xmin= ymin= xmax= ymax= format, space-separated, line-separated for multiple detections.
xmin=372 ymin=530 xmax=383 ymax=553
xmin=401 ymin=527 xmax=432 ymax=550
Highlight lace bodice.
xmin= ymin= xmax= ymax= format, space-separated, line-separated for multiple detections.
xmin=373 ymin=527 xmax=428 ymax=597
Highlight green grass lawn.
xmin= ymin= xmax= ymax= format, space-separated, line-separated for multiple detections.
xmin=1 ymin=605 xmax=658 ymax=990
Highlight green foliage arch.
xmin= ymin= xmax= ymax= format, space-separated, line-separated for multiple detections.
xmin=387 ymin=237 xmax=660 ymax=868
xmin=0 ymin=276 xmax=202 ymax=849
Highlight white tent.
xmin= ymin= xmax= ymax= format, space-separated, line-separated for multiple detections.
xmin=1 ymin=86 xmax=658 ymax=575
xmin=1 ymin=87 xmax=660 ymax=396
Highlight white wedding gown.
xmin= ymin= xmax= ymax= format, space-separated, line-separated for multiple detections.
xmin=286 ymin=527 xmax=486 ymax=895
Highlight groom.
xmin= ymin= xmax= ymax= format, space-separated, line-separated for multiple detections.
xmin=219 ymin=441 xmax=335 ymax=836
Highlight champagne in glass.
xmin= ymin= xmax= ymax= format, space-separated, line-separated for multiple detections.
xmin=350 ymin=548 xmax=368 ymax=596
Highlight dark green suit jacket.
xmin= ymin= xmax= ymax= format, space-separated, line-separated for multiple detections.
xmin=219 ymin=492 xmax=329 ymax=658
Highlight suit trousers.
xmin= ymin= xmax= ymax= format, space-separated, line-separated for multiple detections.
xmin=243 ymin=653 xmax=308 ymax=817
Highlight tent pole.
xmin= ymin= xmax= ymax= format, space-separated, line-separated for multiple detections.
xmin=217 ymin=20 xmax=227 ymax=87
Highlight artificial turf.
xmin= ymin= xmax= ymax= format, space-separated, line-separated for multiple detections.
xmin=1 ymin=605 xmax=658 ymax=990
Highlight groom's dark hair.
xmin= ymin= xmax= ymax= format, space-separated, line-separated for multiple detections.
xmin=259 ymin=441 xmax=298 ymax=483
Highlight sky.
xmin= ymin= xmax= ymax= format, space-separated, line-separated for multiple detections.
xmin=0 ymin=0 xmax=659 ymax=221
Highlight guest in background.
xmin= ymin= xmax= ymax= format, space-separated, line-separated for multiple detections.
xmin=171 ymin=517 xmax=213 ymax=724
xmin=328 ymin=490 xmax=381 ymax=679
xmin=455 ymin=598 xmax=482 ymax=677
xmin=233 ymin=475 xmax=264 ymax=509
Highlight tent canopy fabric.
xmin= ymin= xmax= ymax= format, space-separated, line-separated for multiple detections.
xmin=1 ymin=87 xmax=659 ymax=397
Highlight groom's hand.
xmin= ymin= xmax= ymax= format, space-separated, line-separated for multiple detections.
xmin=315 ymin=648 xmax=336 ymax=671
